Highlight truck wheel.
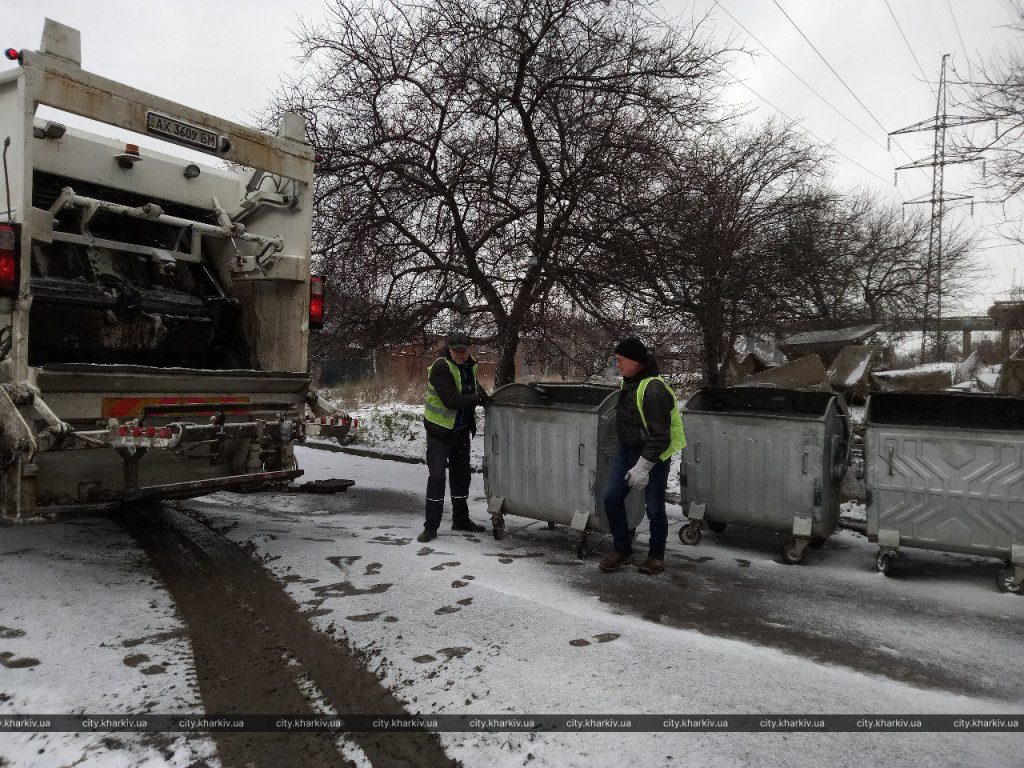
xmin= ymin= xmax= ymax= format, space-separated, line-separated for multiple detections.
xmin=679 ymin=522 xmax=702 ymax=546
xmin=997 ymin=567 xmax=1022 ymax=594
xmin=707 ymin=520 xmax=727 ymax=533
xmin=781 ymin=539 xmax=805 ymax=565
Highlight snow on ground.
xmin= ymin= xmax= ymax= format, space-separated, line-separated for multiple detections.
xmin=0 ymin=426 xmax=1020 ymax=767
xmin=178 ymin=447 xmax=1023 ymax=768
xmin=0 ymin=518 xmax=218 ymax=768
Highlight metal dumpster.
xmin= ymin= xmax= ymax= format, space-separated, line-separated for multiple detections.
xmin=679 ymin=387 xmax=850 ymax=564
xmin=483 ymin=383 xmax=646 ymax=557
xmin=864 ymin=392 xmax=1024 ymax=593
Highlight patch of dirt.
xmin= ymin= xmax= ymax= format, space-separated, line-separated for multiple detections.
xmin=119 ymin=504 xmax=457 ymax=768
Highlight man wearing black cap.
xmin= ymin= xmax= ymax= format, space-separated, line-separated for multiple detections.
xmin=419 ymin=331 xmax=491 ymax=543
xmin=599 ymin=337 xmax=686 ymax=574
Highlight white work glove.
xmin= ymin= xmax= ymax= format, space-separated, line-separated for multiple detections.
xmin=625 ymin=457 xmax=656 ymax=489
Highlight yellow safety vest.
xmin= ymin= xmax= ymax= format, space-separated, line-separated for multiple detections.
xmin=424 ymin=358 xmax=479 ymax=430
xmin=636 ymin=375 xmax=686 ymax=461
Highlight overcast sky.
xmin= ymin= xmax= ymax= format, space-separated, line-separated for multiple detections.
xmin=4 ymin=0 xmax=1023 ymax=313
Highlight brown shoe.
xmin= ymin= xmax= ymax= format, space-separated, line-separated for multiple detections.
xmin=637 ymin=557 xmax=664 ymax=575
xmin=598 ymin=551 xmax=634 ymax=572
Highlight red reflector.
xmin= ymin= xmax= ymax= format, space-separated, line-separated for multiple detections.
xmin=309 ymin=295 xmax=324 ymax=326
xmin=4 ymin=48 xmax=19 ymax=62
xmin=131 ymin=427 xmax=142 ymax=437
xmin=117 ymin=426 xmax=128 ymax=437
xmin=158 ymin=428 xmax=172 ymax=439
xmin=146 ymin=427 xmax=157 ymax=438
xmin=309 ymin=275 xmax=325 ymax=330
xmin=0 ymin=224 xmax=17 ymax=295
xmin=320 ymin=416 xmax=326 ymax=424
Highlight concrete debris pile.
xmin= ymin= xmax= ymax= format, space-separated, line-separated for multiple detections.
xmin=728 ymin=324 xmax=1011 ymax=400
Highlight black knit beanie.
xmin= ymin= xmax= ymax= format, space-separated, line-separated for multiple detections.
xmin=614 ymin=337 xmax=649 ymax=364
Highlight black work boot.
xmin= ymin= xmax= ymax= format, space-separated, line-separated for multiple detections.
xmin=417 ymin=529 xmax=437 ymax=543
xmin=451 ymin=497 xmax=485 ymax=532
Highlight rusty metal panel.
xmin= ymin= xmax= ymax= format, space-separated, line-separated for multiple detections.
xmin=681 ymin=388 xmax=848 ymax=538
xmin=865 ymin=392 xmax=1024 ymax=559
xmin=484 ymin=384 xmax=645 ymax=532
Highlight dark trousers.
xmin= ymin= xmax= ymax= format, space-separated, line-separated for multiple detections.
xmin=424 ymin=429 xmax=472 ymax=531
xmin=603 ymin=445 xmax=671 ymax=558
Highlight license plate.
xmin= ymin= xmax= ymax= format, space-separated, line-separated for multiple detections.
xmin=146 ymin=112 xmax=221 ymax=152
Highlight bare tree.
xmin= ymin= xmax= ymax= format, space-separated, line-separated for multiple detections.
xmin=773 ymin=190 xmax=978 ymax=355
xmin=959 ymin=4 xmax=1024 ymax=199
xmin=604 ymin=123 xmax=824 ymax=385
xmin=273 ymin=0 xmax=728 ymax=384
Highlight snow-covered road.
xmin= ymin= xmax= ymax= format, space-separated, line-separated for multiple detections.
xmin=0 ymin=445 xmax=1022 ymax=767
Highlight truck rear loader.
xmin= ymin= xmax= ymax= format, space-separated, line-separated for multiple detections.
xmin=0 ymin=19 xmax=350 ymax=520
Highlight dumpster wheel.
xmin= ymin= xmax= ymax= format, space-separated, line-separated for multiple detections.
xmin=876 ymin=549 xmax=897 ymax=576
xmin=781 ymin=539 xmax=807 ymax=565
xmin=997 ymin=566 xmax=1023 ymax=594
xmin=679 ymin=521 xmax=702 ymax=546
xmin=707 ymin=520 xmax=727 ymax=534
xmin=576 ymin=532 xmax=591 ymax=559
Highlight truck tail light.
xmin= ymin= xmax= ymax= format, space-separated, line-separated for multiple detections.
xmin=309 ymin=275 xmax=325 ymax=329
xmin=0 ymin=224 xmax=18 ymax=296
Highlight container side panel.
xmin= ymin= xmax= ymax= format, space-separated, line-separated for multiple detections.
xmin=866 ymin=426 xmax=1024 ymax=557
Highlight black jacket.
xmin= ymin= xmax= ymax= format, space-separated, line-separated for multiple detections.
xmin=424 ymin=352 xmax=480 ymax=439
xmin=615 ymin=358 xmax=675 ymax=462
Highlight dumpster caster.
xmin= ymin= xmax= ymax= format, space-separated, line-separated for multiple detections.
xmin=576 ymin=532 xmax=591 ymax=559
xmin=997 ymin=566 xmax=1023 ymax=594
xmin=547 ymin=521 xmax=556 ymax=531
xmin=491 ymin=514 xmax=506 ymax=541
xmin=876 ymin=549 xmax=897 ymax=576
xmin=809 ymin=536 xmax=826 ymax=549
xmin=707 ymin=520 xmax=727 ymax=534
xmin=781 ymin=538 xmax=808 ymax=565
xmin=679 ymin=521 xmax=702 ymax=546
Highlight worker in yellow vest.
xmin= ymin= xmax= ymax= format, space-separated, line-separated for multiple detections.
xmin=419 ymin=331 xmax=491 ymax=543
xmin=599 ymin=337 xmax=686 ymax=575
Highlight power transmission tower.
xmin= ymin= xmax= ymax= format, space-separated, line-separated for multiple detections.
xmin=890 ymin=54 xmax=987 ymax=360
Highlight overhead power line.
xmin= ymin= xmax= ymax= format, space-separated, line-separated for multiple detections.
xmin=945 ymin=0 xmax=973 ymax=80
xmin=729 ymin=75 xmax=894 ymax=186
xmin=769 ymin=0 xmax=929 ymax=184
xmin=883 ymin=0 xmax=937 ymax=96
xmin=713 ymin=0 xmax=889 ymax=153
xmin=771 ymin=0 xmax=892 ymax=136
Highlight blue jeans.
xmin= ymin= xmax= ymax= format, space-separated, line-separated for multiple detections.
xmin=603 ymin=445 xmax=670 ymax=558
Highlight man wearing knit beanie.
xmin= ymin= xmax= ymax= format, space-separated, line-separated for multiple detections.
xmin=599 ymin=337 xmax=686 ymax=575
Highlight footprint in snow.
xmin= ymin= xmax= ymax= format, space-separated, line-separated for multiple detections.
xmin=364 ymin=563 xmax=383 ymax=576
xmin=435 ymin=605 xmax=462 ymax=615
xmin=327 ymin=555 xmax=362 ymax=570
xmin=569 ymin=633 xmax=621 ymax=647
xmin=456 ymin=598 xmax=473 ymax=606
xmin=735 ymin=559 xmax=751 ymax=568
xmin=413 ymin=655 xmax=437 ymax=663
xmin=451 ymin=580 xmax=469 ymax=588
xmin=0 ymin=652 xmax=39 ymax=668
xmin=438 ymin=647 xmax=472 ymax=659
xmin=430 ymin=561 xmax=461 ymax=571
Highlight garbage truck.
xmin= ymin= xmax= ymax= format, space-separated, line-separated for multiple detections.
xmin=0 ymin=19 xmax=351 ymax=520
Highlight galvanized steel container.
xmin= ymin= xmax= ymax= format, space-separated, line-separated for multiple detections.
xmin=483 ymin=383 xmax=646 ymax=555
xmin=679 ymin=387 xmax=849 ymax=563
xmin=864 ymin=392 xmax=1024 ymax=592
